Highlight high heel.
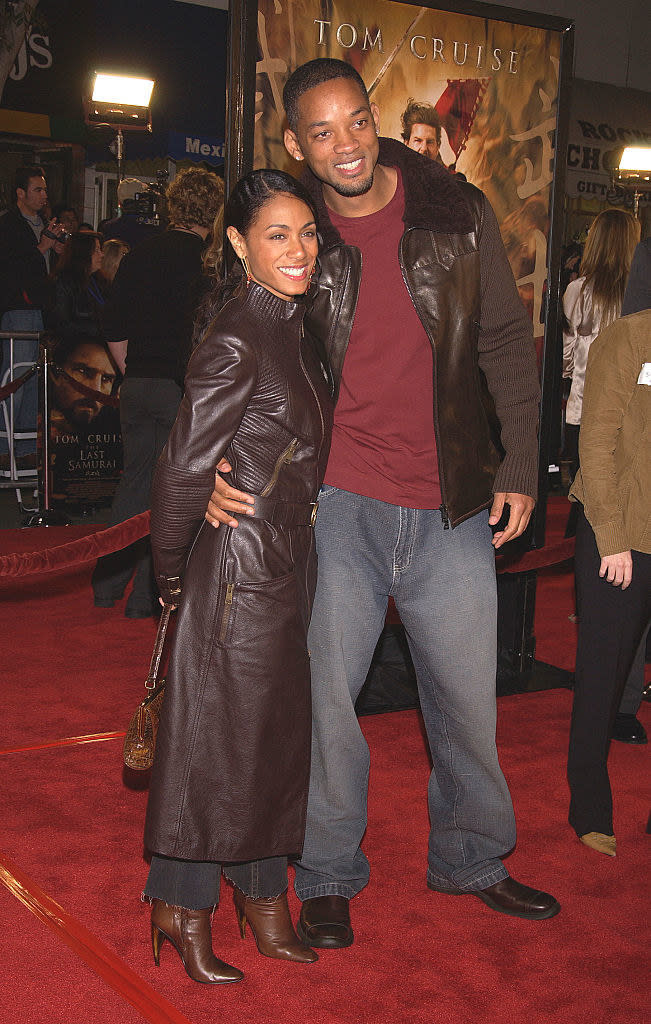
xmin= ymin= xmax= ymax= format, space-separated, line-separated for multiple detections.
xmin=233 ymin=888 xmax=318 ymax=963
xmin=580 ymin=832 xmax=617 ymax=857
xmin=150 ymin=898 xmax=243 ymax=983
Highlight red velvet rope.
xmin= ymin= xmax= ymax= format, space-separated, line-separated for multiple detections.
xmin=0 ymin=508 xmax=574 ymax=580
xmin=0 ymin=365 xmax=37 ymax=401
xmin=0 ymin=511 xmax=150 ymax=578
xmin=496 ymin=537 xmax=575 ymax=574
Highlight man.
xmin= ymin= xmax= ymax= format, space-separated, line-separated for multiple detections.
xmin=52 ymin=203 xmax=80 ymax=236
xmin=101 ymin=178 xmax=161 ymax=249
xmin=50 ymin=337 xmax=118 ymax=437
xmin=91 ymin=167 xmax=224 ymax=618
xmin=0 ymin=165 xmax=66 ymax=468
xmin=207 ymin=58 xmax=559 ymax=945
xmin=621 ymin=236 xmax=651 ymax=317
xmin=400 ymin=97 xmax=442 ymax=162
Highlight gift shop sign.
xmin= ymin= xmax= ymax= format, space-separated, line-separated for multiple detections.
xmin=565 ymin=80 xmax=651 ymax=199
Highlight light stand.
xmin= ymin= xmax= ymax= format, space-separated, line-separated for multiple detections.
xmin=115 ymin=127 xmax=125 ymax=182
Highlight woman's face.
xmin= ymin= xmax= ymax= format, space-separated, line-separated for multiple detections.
xmin=227 ymin=193 xmax=318 ymax=302
xmin=90 ymin=238 xmax=103 ymax=274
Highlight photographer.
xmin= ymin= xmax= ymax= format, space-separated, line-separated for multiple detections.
xmin=92 ymin=167 xmax=224 ymax=617
xmin=0 ymin=165 xmax=67 ymax=470
xmin=101 ymin=178 xmax=162 ymax=250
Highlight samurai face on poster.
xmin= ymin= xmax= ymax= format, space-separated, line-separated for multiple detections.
xmin=47 ymin=338 xmax=123 ymax=510
xmin=252 ymin=0 xmax=565 ymax=346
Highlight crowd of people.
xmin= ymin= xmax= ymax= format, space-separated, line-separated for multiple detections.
xmin=0 ymin=55 xmax=648 ymax=990
xmin=0 ymin=164 xmax=130 ymax=471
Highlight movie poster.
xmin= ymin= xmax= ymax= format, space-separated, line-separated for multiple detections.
xmin=47 ymin=339 xmax=122 ymax=511
xmin=249 ymin=0 xmax=569 ymax=353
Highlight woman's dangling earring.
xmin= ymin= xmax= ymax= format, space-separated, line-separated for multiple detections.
xmin=240 ymin=253 xmax=252 ymax=285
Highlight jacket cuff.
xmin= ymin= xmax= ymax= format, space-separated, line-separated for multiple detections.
xmin=156 ymin=574 xmax=182 ymax=605
xmin=591 ymin=521 xmax=629 ymax=558
xmin=492 ymin=453 xmax=538 ymax=501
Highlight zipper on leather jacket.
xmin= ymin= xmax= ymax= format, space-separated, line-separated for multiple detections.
xmin=219 ymin=582 xmax=235 ymax=643
xmin=261 ymin=436 xmax=299 ymax=497
xmin=298 ymin=326 xmax=326 ymax=466
xmin=398 ymin=231 xmax=450 ymax=526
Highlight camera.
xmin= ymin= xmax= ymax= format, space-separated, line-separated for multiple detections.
xmin=42 ymin=226 xmax=71 ymax=244
xmin=121 ymin=182 xmax=166 ymax=226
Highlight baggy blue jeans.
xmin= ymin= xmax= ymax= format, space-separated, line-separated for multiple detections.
xmin=294 ymin=487 xmax=515 ymax=900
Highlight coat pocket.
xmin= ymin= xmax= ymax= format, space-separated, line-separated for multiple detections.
xmin=217 ymin=571 xmax=299 ymax=648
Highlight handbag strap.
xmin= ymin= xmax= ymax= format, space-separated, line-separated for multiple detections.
xmin=145 ymin=604 xmax=173 ymax=690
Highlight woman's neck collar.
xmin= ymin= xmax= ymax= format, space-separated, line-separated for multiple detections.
xmin=171 ymin=223 xmax=209 ymax=241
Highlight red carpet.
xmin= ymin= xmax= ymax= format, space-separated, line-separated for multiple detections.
xmin=1 ymin=499 xmax=649 ymax=1023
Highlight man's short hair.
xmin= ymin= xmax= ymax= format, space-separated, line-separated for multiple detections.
xmin=15 ymin=164 xmax=46 ymax=195
xmin=165 ymin=167 xmax=224 ymax=230
xmin=117 ymin=178 xmax=147 ymax=205
xmin=400 ymin=99 xmax=441 ymax=146
xmin=52 ymin=335 xmax=110 ymax=373
xmin=283 ymin=58 xmax=370 ymax=133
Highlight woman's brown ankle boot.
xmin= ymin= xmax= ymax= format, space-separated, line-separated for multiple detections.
xmin=233 ymin=888 xmax=318 ymax=963
xmin=151 ymin=898 xmax=243 ymax=983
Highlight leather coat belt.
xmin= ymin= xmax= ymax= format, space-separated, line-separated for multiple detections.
xmin=249 ymin=494 xmax=318 ymax=527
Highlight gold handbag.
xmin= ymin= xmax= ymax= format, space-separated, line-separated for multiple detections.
xmin=123 ymin=603 xmax=173 ymax=771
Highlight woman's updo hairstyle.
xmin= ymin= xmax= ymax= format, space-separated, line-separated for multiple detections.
xmin=195 ymin=169 xmax=319 ymax=344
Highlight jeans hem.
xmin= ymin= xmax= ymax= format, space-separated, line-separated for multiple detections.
xmin=223 ymin=872 xmax=288 ymax=900
xmin=426 ymin=864 xmax=508 ymax=892
xmin=295 ymin=882 xmax=359 ymax=901
xmin=142 ymin=888 xmax=219 ymax=911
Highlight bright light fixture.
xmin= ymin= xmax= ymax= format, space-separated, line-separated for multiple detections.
xmin=617 ymin=147 xmax=651 ymax=173
xmin=91 ymin=73 xmax=154 ymax=107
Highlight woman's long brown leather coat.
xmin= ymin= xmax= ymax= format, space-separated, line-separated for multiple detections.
xmin=144 ymin=281 xmax=333 ymax=863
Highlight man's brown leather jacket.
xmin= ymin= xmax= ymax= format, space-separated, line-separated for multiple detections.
xmin=302 ymin=138 xmax=541 ymax=528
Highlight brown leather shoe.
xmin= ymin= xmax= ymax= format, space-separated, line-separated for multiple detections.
xmin=296 ymin=895 xmax=354 ymax=948
xmin=233 ymin=888 xmax=318 ymax=963
xmin=150 ymin=899 xmax=243 ymax=983
xmin=428 ymin=877 xmax=560 ymax=920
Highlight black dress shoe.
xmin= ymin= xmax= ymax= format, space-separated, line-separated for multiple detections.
xmin=611 ymin=714 xmax=648 ymax=745
xmin=428 ymin=876 xmax=560 ymax=920
xmin=296 ymin=895 xmax=354 ymax=949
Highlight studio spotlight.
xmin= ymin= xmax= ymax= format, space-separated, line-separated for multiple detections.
xmin=85 ymin=71 xmax=155 ymax=180
xmin=612 ymin=146 xmax=651 ymax=216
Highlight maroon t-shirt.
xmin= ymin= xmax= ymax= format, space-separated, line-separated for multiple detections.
xmin=324 ymin=172 xmax=441 ymax=509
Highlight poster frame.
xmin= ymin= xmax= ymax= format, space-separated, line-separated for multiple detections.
xmin=225 ymin=0 xmax=575 ymax=549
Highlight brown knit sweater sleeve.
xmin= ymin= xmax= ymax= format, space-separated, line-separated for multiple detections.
xmin=476 ymin=197 xmax=541 ymax=499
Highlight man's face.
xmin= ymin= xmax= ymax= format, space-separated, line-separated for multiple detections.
xmin=53 ymin=343 xmax=117 ymax=427
xmin=407 ymin=124 xmax=439 ymax=161
xmin=17 ymin=176 xmax=48 ymax=216
xmin=284 ymin=77 xmax=381 ymax=199
xmin=60 ymin=208 xmax=79 ymax=234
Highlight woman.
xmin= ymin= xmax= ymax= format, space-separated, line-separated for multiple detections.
xmin=567 ymin=308 xmax=650 ymax=856
xmin=562 ymin=209 xmax=640 ymax=478
xmin=49 ymin=231 xmax=105 ymax=341
xmin=143 ymin=169 xmax=333 ymax=983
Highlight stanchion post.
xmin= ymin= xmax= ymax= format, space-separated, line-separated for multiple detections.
xmin=24 ymin=338 xmax=70 ymax=527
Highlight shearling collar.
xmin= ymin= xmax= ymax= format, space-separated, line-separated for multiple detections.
xmin=303 ymin=136 xmax=474 ymax=249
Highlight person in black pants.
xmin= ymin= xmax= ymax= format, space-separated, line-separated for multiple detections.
xmin=91 ymin=168 xmax=224 ymax=617
xmin=567 ymin=309 xmax=650 ymax=856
